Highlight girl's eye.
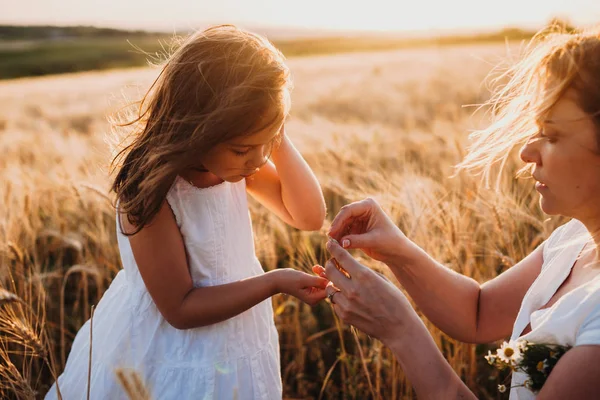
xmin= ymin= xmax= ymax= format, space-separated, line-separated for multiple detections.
xmin=232 ymin=149 xmax=250 ymax=156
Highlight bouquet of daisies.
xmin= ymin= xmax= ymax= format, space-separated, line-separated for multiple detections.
xmin=485 ymin=339 xmax=571 ymax=394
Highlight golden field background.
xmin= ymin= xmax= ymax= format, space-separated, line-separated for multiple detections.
xmin=0 ymin=43 xmax=567 ymax=399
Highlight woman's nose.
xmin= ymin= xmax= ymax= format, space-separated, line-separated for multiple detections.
xmin=519 ymin=139 xmax=541 ymax=165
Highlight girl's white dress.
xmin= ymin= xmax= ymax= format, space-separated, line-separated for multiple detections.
xmin=46 ymin=176 xmax=282 ymax=399
xmin=510 ymin=219 xmax=600 ymax=399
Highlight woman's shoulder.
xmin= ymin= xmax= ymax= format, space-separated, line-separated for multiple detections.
xmin=547 ymin=219 xmax=587 ymax=241
xmin=542 ymin=219 xmax=588 ymax=263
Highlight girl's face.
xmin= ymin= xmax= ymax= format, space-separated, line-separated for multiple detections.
xmin=519 ymin=90 xmax=600 ymax=221
xmin=199 ymin=121 xmax=283 ymax=182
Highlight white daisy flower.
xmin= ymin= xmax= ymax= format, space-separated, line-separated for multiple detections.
xmin=498 ymin=384 xmax=507 ymax=393
xmin=497 ymin=340 xmax=523 ymax=365
xmin=485 ymin=350 xmax=497 ymax=365
xmin=516 ymin=339 xmax=528 ymax=352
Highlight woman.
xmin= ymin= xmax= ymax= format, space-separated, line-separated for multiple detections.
xmin=319 ymin=27 xmax=600 ymax=399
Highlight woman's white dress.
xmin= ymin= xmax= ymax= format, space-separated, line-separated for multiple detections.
xmin=509 ymin=219 xmax=600 ymax=399
xmin=45 ymin=176 xmax=282 ymax=399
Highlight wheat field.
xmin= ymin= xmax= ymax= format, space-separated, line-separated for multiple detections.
xmin=0 ymin=43 xmax=566 ymax=399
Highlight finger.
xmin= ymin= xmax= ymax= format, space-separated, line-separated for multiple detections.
xmin=338 ymin=233 xmax=373 ymax=250
xmin=310 ymin=287 xmax=328 ymax=299
xmin=326 ymin=239 xmax=368 ymax=278
xmin=304 ymin=286 xmax=328 ymax=301
xmin=328 ymin=200 xmax=370 ymax=239
xmin=328 ymin=291 xmax=349 ymax=311
xmin=325 ymin=281 xmax=338 ymax=295
xmin=302 ymin=274 xmax=329 ymax=289
xmin=325 ymin=284 xmax=340 ymax=304
xmin=312 ymin=265 xmax=328 ymax=279
xmin=324 ymin=259 xmax=353 ymax=292
xmin=329 ymin=255 xmax=351 ymax=280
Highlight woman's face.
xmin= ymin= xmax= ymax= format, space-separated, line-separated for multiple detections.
xmin=519 ymin=90 xmax=600 ymax=221
xmin=199 ymin=121 xmax=283 ymax=183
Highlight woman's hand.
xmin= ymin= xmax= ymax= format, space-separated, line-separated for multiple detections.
xmin=317 ymin=239 xmax=421 ymax=344
xmin=318 ymin=240 xmax=479 ymax=399
xmin=327 ymin=198 xmax=414 ymax=264
xmin=271 ymin=269 xmax=329 ymax=306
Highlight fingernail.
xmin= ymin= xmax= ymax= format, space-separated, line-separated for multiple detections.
xmin=342 ymin=239 xmax=350 ymax=248
xmin=329 ymin=238 xmax=339 ymax=245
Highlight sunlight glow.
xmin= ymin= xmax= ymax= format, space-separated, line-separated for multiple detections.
xmin=1 ymin=0 xmax=598 ymax=34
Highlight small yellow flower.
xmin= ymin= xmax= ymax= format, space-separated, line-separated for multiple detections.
xmin=536 ymin=361 xmax=544 ymax=371
xmin=498 ymin=384 xmax=507 ymax=393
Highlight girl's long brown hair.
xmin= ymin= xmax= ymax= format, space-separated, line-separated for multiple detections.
xmin=110 ymin=25 xmax=292 ymax=235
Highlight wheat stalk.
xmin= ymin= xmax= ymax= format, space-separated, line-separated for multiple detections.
xmin=115 ymin=368 xmax=153 ymax=400
xmin=0 ymin=287 xmax=23 ymax=307
xmin=6 ymin=318 xmax=47 ymax=359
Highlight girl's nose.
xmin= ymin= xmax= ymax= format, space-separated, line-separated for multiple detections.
xmin=249 ymin=146 xmax=269 ymax=169
xmin=519 ymin=138 xmax=541 ymax=165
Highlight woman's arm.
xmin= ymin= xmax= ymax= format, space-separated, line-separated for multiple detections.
xmin=386 ymin=240 xmax=544 ymax=343
xmin=386 ymin=319 xmax=478 ymax=400
xmin=536 ymin=345 xmax=600 ymax=399
xmin=328 ymin=198 xmax=544 ymax=344
xmin=323 ymin=240 xmax=477 ymax=400
xmin=123 ymin=201 xmax=328 ymax=330
xmin=246 ymin=129 xmax=326 ymax=231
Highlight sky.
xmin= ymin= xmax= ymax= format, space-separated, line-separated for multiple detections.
xmin=1 ymin=0 xmax=599 ymax=35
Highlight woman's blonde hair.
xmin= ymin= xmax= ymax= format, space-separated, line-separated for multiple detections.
xmin=456 ymin=25 xmax=600 ymax=187
xmin=110 ymin=25 xmax=292 ymax=235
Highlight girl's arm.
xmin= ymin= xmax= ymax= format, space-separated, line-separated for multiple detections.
xmin=246 ymin=128 xmax=326 ymax=231
xmin=122 ymin=202 xmax=328 ymax=330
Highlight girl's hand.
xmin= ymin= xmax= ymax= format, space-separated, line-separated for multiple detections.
xmin=272 ymin=269 xmax=329 ymax=306
xmin=328 ymin=198 xmax=414 ymax=264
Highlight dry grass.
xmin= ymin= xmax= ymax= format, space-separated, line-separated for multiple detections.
xmin=0 ymin=43 xmax=567 ymax=399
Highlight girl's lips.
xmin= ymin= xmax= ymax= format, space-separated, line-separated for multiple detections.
xmin=241 ymin=169 xmax=259 ymax=178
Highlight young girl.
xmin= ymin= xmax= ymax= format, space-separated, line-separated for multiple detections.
xmin=46 ymin=25 xmax=329 ymax=399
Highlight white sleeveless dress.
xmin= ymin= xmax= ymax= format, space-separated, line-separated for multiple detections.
xmin=509 ymin=219 xmax=600 ymax=399
xmin=46 ymin=176 xmax=282 ymax=399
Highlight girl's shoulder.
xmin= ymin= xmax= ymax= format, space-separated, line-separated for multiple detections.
xmin=166 ymin=176 xmax=246 ymax=227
